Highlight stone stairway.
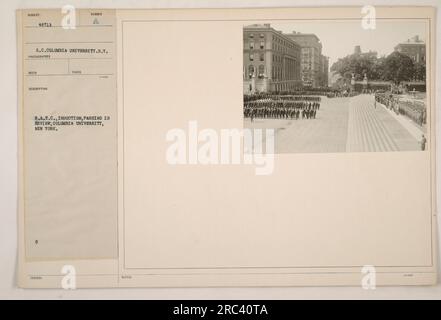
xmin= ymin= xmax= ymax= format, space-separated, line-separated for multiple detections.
xmin=346 ymin=95 xmax=419 ymax=152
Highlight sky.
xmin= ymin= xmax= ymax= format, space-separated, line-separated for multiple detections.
xmin=272 ymin=20 xmax=427 ymax=69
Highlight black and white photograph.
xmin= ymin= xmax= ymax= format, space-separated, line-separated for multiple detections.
xmin=243 ymin=20 xmax=428 ymax=153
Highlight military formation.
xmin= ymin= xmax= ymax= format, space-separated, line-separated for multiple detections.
xmin=244 ymin=96 xmax=321 ymax=121
xmin=244 ymin=93 xmax=321 ymax=103
xmin=375 ymin=92 xmax=426 ymax=126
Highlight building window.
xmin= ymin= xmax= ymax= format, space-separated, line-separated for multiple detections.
xmin=258 ymin=65 xmax=265 ymax=78
xmin=249 ymin=33 xmax=254 ymax=38
xmin=249 ymin=53 xmax=254 ymax=61
xmin=249 ymin=41 xmax=254 ymax=49
xmin=260 ymin=33 xmax=264 ymax=38
xmin=260 ymin=41 xmax=265 ymax=49
xmin=259 ymin=53 xmax=264 ymax=61
xmin=248 ymin=65 xmax=255 ymax=78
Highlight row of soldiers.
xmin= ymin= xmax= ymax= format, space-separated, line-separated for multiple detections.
xmin=244 ymin=94 xmax=322 ymax=103
xmin=273 ymin=95 xmax=321 ymax=102
xmin=244 ymin=100 xmax=321 ymax=120
xmin=375 ymin=93 xmax=426 ymax=126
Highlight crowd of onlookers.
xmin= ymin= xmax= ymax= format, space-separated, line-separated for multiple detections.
xmin=375 ymin=92 xmax=426 ymax=126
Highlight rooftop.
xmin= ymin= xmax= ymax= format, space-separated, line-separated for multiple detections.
xmin=398 ymin=35 xmax=425 ymax=45
xmin=287 ymin=31 xmax=320 ymax=42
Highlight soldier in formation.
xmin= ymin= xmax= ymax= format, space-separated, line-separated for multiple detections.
xmin=244 ymin=100 xmax=320 ymax=120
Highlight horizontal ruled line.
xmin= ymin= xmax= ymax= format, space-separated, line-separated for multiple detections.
xmin=24 ymin=25 xmax=113 ymax=28
xmin=25 ymin=41 xmax=114 ymax=44
xmin=25 ymin=57 xmax=113 ymax=60
xmin=25 ymin=73 xmax=114 ymax=76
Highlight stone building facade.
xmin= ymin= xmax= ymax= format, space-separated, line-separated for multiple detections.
xmin=394 ymin=35 xmax=426 ymax=64
xmin=243 ymin=24 xmax=302 ymax=94
xmin=285 ymin=32 xmax=323 ymax=88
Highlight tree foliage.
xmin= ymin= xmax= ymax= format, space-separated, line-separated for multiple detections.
xmin=330 ymin=51 xmax=379 ymax=81
xmin=413 ymin=61 xmax=426 ymax=81
xmin=381 ymin=51 xmax=415 ymax=84
xmin=330 ymin=50 xmax=425 ymax=84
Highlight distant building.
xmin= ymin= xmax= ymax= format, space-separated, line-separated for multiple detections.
xmin=329 ymin=71 xmax=342 ymax=88
xmin=243 ymin=24 xmax=302 ymax=93
xmin=320 ymin=55 xmax=329 ymax=87
xmin=354 ymin=45 xmax=362 ymax=55
xmin=394 ymin=35 xmax=426 ymax=64
xmin=285 ymin=32 xmax=323 ymax=87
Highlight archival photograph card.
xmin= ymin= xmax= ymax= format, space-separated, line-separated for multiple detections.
xmin=17 ymin=6 xmax=437 ymax=288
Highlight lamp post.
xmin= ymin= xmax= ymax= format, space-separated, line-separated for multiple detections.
xmin=362 ymin=73 xmax=368 ymax=93
xmin=350 ymin=73 xmax=356 ymax=93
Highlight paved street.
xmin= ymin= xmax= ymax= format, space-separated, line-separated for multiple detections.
xmin=244 ymin=95 xmax=422 ymax=153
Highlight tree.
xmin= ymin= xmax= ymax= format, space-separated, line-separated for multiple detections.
xmin=370 ymin=56 xmax=386 ymax=80
xmin=413 ymin=61 xmax=426 ymax=81
xmin=331 ymin=49 xmax=423 ymax=85
xmin=381 ymin=51 xmax=415 ymax=84
xmin=330 ymin=51 xmax=379 ymax=81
